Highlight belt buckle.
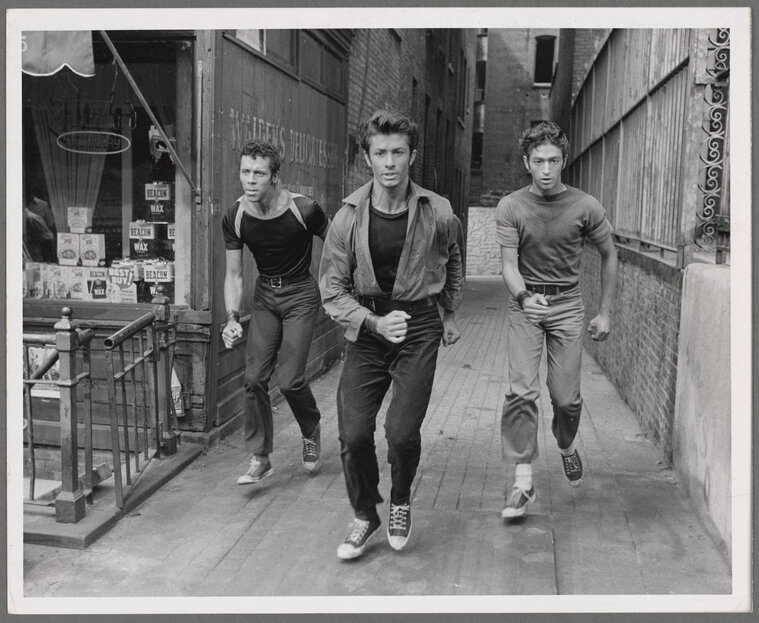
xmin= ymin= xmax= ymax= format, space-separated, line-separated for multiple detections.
xmin=271 ymin=276 xmax=283 ymax=288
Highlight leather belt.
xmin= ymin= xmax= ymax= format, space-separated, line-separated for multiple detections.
xmin=357 ymin=295 xmax=438 ymax=313
xmin=525 ymin=282 xmax=579 ymax=295
xmin=258 ymin=272 xmax=310 ymax=288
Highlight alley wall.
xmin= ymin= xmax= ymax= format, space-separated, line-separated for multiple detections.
xmin=673 ymin=264 xmax=731 ymax=556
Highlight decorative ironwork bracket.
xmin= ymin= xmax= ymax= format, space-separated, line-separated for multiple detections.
xmin=695 ymin=28 xmax=730 ymax=254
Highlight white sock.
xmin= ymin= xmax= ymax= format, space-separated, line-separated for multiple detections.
xmin=514 ymin=463 xmax=533 ymax=491
xmin=559 ymin=440 xmax=576 ymax=457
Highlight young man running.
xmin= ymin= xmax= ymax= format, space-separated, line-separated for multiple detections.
xmin=320 ymin=110 xmax=463 ymax=559
xmin=222 ymin=141 xmax=329 ymax=486
xmin=496 ymin=121 xmax=617 ymax=519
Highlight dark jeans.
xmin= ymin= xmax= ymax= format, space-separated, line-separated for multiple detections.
xmin=243 ymin=275 xmax=321 ymax=456
xmin=337 ymin=301 xmax=444 ymax=520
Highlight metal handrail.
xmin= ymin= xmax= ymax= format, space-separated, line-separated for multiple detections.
xmin=103 ymin=312 xmax=155 ymax=350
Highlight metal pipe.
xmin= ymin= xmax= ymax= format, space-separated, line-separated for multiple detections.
xmin=104 ymin=312 xmax=155 ymax=349
xmin=23 ymin=333 xmax=57 ymax=345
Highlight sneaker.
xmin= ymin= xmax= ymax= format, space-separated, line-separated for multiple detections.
xmin=561 ymin=449 xmax=583 ymax=487
xmin=337 ymin=516 xmax=381 ymax=560
xmin=501 ymin=485 xmax=536 ymax=519
xmin=387 ymin=503 xmax=412 ymax=551
xmin=302 ymin=423 xmax=321 ymax=471
xmin=236 ymin=457 xmax=273 ymax=485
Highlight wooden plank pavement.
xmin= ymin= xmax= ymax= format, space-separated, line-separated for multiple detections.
xmin=23 ymin=277 xmax=731 ymax=600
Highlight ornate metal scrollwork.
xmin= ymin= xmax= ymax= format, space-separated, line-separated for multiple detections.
xmin=695 ymin=28 xmax=730 ymax=255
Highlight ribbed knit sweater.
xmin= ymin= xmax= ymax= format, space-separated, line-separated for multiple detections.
xmin=495 ymin=185 xmax=612 ymax=286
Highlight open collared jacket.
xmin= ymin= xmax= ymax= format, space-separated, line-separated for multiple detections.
xmin=319 ymin=180 xmax=463 ymax=342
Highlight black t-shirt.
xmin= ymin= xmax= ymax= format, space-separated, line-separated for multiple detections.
xmin=368 ymin=203 xmax=409 ymax=294
xmin=222 ymin=193 xmax=329 ymax=278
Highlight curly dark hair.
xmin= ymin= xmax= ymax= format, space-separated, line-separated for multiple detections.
xmin=239 ymin=141 xmax=281 ymax=176
xmin=519 ymin=121 xmax=569 ymax=160
xmin=359 ymin=109 xmax=420 ymax=154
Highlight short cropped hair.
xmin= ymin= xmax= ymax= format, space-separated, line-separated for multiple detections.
xmin=239 ymin=141 xmax=281 ymax=176
xmin=519 ymin=121 xmax=569 ymax=160
xmin=359 ymin=109 xmax=420 ymax=154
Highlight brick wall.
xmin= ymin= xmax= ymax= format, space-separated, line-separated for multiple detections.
xmin=580 ymin=246 xmax=683 ymax=464
xmin=345 ymin=29 xmax=475 ymax=216
xmin=465 ymin=206 xmax=501 ymax=276
xmin=478 ymin=29 xmax=557 ymax=204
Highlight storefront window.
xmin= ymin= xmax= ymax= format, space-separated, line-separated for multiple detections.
xmin=22 ymin=32 xmax=193 ymax=306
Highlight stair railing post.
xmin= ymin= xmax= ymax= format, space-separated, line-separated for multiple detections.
xmin=53 ymin=307 xmax=86 ymax=523
xmin=152 ymin=285 xmax=178 ymax=455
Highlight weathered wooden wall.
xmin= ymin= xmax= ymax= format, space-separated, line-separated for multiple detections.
xmin=210 ymin=31 xmax=348 ymax=430
xmin=568 ymin=29 xmax=693 ymax=256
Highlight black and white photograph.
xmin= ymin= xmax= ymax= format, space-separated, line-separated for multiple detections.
xmin=5 ymin=4 xmax=752 ymax=617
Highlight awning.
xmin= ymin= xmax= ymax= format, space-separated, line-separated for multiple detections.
xmin=22 ymin=31 xmax=95 ymax=77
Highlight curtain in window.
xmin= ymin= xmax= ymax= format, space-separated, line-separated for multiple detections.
xmin=30 ymin=102 xmax=108 ymax=232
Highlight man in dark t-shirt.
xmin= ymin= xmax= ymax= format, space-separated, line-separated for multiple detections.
xmin=222 ymin=141 xmax=329 ymax=486
xmin=495 ymin=121 xmax=618 ymax=520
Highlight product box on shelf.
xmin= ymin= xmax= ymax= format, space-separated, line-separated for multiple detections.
xmin=68 ymin=266 xmax=86 ymax=300
xmin=67 ymin=207 xmax=94 ymax=233
xmin=108 ymin=259 xmax=151 ymax=303
xmin=129 ymin=220 xmax=165 ymax=260
xmin=26 ymin=262 xmax=44 ymax=298
xmin=144 ymin=260 xmax=175 ymax=301
xmin=57 ymin=233 xmax=80 ymax=266
xmin=48 ymin=264 xmax=70 ymax=299
xmin=79 ymin=233 xmax=107 ymax=266
xmin=144 ymin=182 xmax=175 ymax=222
xmin=82 ymin=267 xmax=109 ymax=301
xmin=159 ymin=222 xmax=176 ymax=260
xmin=40 ymin=263 xmax=55 ymax=298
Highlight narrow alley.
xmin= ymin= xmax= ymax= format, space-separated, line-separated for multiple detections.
xmin=22 ymin=277 xmax=731 ymax=603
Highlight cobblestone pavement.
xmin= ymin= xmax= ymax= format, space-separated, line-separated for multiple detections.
xmin=21 ymin=277 xmax=731 ymax=609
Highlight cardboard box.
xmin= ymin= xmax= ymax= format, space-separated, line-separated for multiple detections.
xmin=68 ymin=266 xmax=86 ymax=300
xmin=82 ymin=267 xmax=109 ymax=301
xmin=67 ymin=207 xmax=94 ymax=232
xmin=144 ymin=182 xmax=174 ymax=222
xmin=40 ymin=263 xmax=55 ymax=298
xmin=26 ymin=262 xmax=44 ymax=298
xmin=79 ymin=233 xmax=106 ymax=266
xmin=144 ymin=260 xmax=175 ymax=301
xmin=129 ymin=221 xmax=165 ymax=260
xmin=108 ymin=260 xmax=150 ymax=304
xmin=48 ymin=264 xmax=70 ymax=299
xmin=57 ymin=233 xmax=80 ymax=266
xmin=159 ymin=222 xmax=175 ymax=260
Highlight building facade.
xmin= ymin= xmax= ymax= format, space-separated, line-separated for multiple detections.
xmin=21 ymin=28 xmax=477 ymax=450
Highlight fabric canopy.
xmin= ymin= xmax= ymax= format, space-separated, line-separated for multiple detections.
xmin=22 ymin=31 xmax=95 ymax=77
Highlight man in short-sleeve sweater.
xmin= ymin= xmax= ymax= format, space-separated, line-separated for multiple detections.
xmin=495 ymin=121 xmax=618 ymax=519
xmin=222 ymin=141 xmax=329 ymax=486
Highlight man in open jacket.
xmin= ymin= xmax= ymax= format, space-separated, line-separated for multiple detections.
xmin=319 ymin=109 xmax=463 ymax=560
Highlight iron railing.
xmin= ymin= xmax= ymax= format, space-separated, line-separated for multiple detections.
xmin=103 ymin=289 xmax=179 ymax=510
xmin=22 ymin=288 xmax=180 ymax=522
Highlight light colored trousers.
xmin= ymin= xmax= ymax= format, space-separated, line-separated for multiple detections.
xmin=501 ymin=288 xmax=585 ymax=464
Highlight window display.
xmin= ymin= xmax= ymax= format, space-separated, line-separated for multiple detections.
xmin=22 ymin=33 xmax=192 ymax=306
